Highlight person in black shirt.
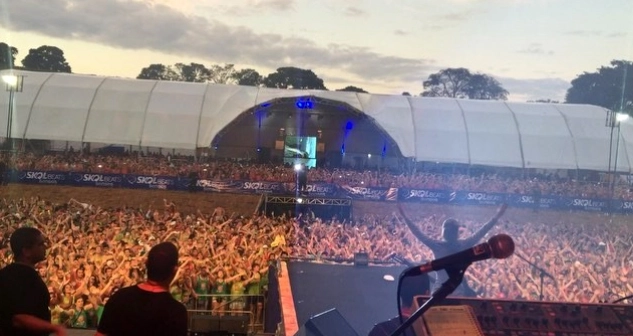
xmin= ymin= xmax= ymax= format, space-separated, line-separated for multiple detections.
xmin=0 ymin=227 xmax=67 ymax=336
xmin=296 ymin=164 xmax=308 ymax=193
xmin=396 ymin=203 xmax=507 ymax=297
xmin=95 ymin=242 xmax=188 ymax=336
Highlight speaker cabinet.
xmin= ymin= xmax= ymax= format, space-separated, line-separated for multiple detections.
xmin=294 ymin=308 xmax=359 ymax=336
xmin=190 ymin=314 xmax=249 ymax=336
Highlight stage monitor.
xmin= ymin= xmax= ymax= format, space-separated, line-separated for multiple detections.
xmin=284 ymin=136 xmax=317 ymax=168
xmin=295 ymin=308 xmax=359 ymax=336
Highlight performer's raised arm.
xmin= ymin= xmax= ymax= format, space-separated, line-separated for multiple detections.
xmin=395 ymin=203 xmax=442 ymax=250
xmin=465 ymin=203 xmax=508 ymax=245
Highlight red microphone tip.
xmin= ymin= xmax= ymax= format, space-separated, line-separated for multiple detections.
xmin=488 ymin=234 xmax=514 ymax=259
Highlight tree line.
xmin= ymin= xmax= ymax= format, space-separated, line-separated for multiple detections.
xmin=1 ymin=42 xmax=632 ymax=113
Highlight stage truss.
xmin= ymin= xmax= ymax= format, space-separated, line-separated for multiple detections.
xmin=264 ymin=195 xmax=352 ymax=206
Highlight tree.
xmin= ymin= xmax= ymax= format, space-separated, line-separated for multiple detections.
xmin=232 ymin=68 xmax=263 ymax=86
xmin=466 ymin=74 xmax=508 ymax=100
xmin=21 ymin=45 xmax=71 ymax=72
xmin=137 ymin=64 xmax=177 ymax=80
xmin=209 ymin=64 xmax=236 ymax=84
xmin=172 ymin=62 xmax=211 ymax=82
xmin=336 ymin=86 xmax=368 ymax=93
xmin=566 ymin=60 xmax=633 ymax=112
xmin=0 ymin=42 xmax=18 ymax=69
xmin=422 ymin=68 xmax=508 ymax=100
xmin=263 ymin=67 xmax=327 ymax=90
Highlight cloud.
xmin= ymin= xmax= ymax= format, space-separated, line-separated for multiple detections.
xmin=565 ymin=30 xmax=603 ymax=37
xmin=206 ymin=0 xmax=295 ymax=16
xmin=517 ymin=43 xmax=554 ymax=56
xmin=497 ymin=76 xmax=570 ymax=102
xmin=607 ymin=32 xmax=627 ymax=38
xmin=394 ymin=29 xmax=408 ymax=36
xmin=438 ymin=9 xmax=481 ymax=21
xmin=344 ymin=6 xmax=366 ymax=17
xmin=424 ymin=25 xmax=446 ymax=31
xmin=254 ymin=0 xmax=295 ymax=11
xmin=565 ymin=30 xmax=627 ymax=39
xmin=2 ymin=0 xmax=433 ymax=82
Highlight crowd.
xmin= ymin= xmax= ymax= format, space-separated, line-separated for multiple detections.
xmin=0 ymin=197 xmax=289 ymax=329
xmin=4 ymin=151 xmax=633 ymax=200
xmin=1 ymin=194 xmax=632 ymax=331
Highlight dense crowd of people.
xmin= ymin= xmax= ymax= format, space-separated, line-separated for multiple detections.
xmin=4 ymin=150 xmax=633 ymax=200
xmin=0 ymin=197 xmax=287 ymax=330
xmin=1 ymin=194 xmax=632 ymax=331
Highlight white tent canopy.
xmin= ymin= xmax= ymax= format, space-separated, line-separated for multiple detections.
xmin=1 ymin=70 xmax=630 ymax=172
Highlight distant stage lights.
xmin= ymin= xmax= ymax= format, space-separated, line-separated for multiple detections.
xmin=295 ymin=97 xmax=314 ymax=109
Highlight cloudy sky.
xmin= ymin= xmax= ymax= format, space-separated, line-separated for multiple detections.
xmin=0 ymin=0 xmax=632 ymax=101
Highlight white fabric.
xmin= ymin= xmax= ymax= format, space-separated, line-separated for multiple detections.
xmin=0 ymin=70 xmax=628 ymax=172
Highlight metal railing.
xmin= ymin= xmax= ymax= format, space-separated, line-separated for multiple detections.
xmin=187 ymin=293 xmax=266 ymax=334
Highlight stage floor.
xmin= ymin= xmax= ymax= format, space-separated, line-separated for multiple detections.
xmin=288 ymin=261 xmax=408 ymax=336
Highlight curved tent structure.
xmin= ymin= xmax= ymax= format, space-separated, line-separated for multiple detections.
xmin=0 ymin=69 xmax=630 ymax=172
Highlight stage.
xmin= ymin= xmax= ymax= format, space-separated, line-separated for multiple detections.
xmin=287 ymin=261 xmax=408 ymax=335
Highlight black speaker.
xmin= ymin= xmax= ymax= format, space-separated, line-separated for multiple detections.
xmin=325 ymin=151 xmax=343 ymax=168
xmin=294 ymin=308 xmax=359 ymax=336
xmin=354 ymin=252 xmax=369 ymax=267
xmin=219 ymin=315 xmax=249 ymax=334
xmin=190 ymin=315 xmax=220 ymax=334
xmin=189 ymin=314 xmax=248 ymax=335
xmin=257 ymin=147 xmax=271 ymax=163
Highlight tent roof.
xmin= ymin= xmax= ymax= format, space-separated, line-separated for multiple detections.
xmin=1 ymin=70 xmax=629 ymax=172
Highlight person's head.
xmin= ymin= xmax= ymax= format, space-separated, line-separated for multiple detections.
xmin=146 ymin=242 xmax=179 ymax=284
xmin=441 ymin=218 xmax=461 ymax=242
xmin=9 ymin=227 xmax=47 ymax=265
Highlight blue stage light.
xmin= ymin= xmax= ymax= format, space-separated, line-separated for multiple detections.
xmin=296 ymin=97 xmax=314 ymax=109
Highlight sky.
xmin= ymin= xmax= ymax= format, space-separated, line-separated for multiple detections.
xmin=0 ymin=0 xmax=632 ymax=101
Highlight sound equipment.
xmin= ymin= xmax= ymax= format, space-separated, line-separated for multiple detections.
xmin=412 ymin=296 xmax=633 ymax=335
xmin=189 ymin=314 xmax=249 ymax=336
xmin=294 ymin=308 xmax=359 ymax=336
xmin=353 ymin=252 xmax=369 ymax=266
xmin=257 ymin=147 xmax=271 ymax=163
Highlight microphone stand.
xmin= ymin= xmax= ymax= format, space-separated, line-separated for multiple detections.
xmin=613 ymin=294 xmax=633 ymax=304
xmin=515 ymin=253 xmax=555 ymax=301
xmin=390 ymin=264 xmax=468 ymax=336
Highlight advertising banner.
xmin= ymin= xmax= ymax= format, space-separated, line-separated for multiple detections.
xmin=69 ymin=173 xmax=124 ymax=188
xmin=17 ymin=171 xmax=68 ymax=185
xmin=339 ymin=185 xmax=398 ymax=201
xmin=8 ymin=170 xmax=632 ymax=214
xmin=122 ymin=175 xmax=181 ymax=190
xmin=282 ymin=183 xmax=338 ymax=197
xmin=450 ymin=191 xmax=507 ymax=206
xmin=507 ymin=194 xmax=558 ymax=209
xmin=398 ymin=188 xmax=452 ymax=203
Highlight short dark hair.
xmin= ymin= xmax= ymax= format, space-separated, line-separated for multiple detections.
xmin=10 ymin=227 xmax=43 ymax=258
xmin=442 ymin=218 xmax=460 ymax=229
xmin=146 ymin=242 xmax=179 ymax=282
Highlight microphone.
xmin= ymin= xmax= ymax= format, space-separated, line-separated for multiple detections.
xmin=404 ymin=234 xmax=515 ymax=276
